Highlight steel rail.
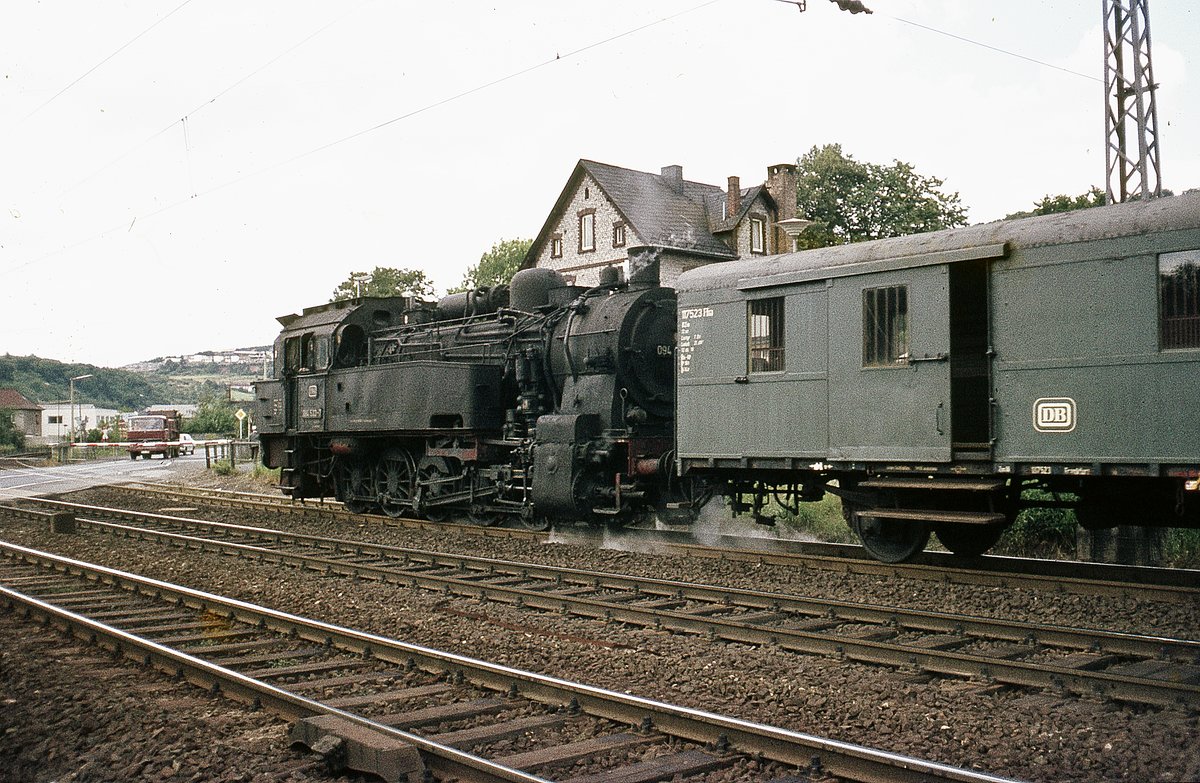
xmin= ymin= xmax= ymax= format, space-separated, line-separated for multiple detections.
xmin=0 ymin=579 xmax=550 ymax=782
xmin=0 ymin=541 xmax=1020 ymax=783
xmin=117 ymin=483 xmax=1200 ymax=603
xmin=19 ymin=500 xmax=1198 ymax=710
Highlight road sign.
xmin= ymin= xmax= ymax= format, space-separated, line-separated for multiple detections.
xmin=234 ymin=408 xmax=247 ymax=421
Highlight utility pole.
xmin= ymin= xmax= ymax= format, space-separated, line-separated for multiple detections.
xmin=1103 ymin=0 xmax=1162 ymax=204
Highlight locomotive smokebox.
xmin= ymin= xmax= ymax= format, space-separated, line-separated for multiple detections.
xmin=551 ymin=286 xmax=677 ymax=424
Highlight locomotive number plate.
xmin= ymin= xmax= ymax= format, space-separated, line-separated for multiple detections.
xmin=301 ymin=408 xmax=323 ymax=419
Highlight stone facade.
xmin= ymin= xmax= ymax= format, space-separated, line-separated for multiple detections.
xmin=524 ymin=160 xmax=797 ymax=288
xmin=531 ymin=173 xmax=639 ymax=286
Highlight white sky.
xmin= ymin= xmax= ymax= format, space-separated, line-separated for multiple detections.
xmin=2 ymin=0 xmax=1197 ymax=369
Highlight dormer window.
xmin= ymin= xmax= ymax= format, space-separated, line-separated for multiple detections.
xmin=750 ymin=216 xmax=765 ymax=254
xmin=613 ymin=222 xmax=626 ymax=248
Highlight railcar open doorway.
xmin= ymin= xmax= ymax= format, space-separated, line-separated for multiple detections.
xmin=949 ymin=260 xmax=992 ymax=459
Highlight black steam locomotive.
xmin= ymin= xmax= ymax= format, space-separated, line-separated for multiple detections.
xmin=258 ymin=191 xmax=1200 ymax=561
xmin=254 ymin=266 xmax=684 ymax=529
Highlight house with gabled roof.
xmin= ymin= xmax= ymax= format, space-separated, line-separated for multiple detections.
xmin=522 ymin=159 xmax=798 ymax=287
xmin=0 ymin=389 xmax=42 ymax=440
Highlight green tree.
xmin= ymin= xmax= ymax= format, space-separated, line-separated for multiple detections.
xmin=450 ymin=238 xmax=532 ymax=293
xmin=330 ymin=267 xmax=435 ymax=302
xmin=793 ymin=144 xmax=967 ymax=249
xmin=0 ymin=408 xmax=25 ymax=450
xmin=185 ymin=393 xmax=238 ymax=436
xmin=1004 ymin=186 xmax=1106 ymax=219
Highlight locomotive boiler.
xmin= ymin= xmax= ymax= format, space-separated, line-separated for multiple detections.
xmin=254 ymin=267 xmax=680 ymax=528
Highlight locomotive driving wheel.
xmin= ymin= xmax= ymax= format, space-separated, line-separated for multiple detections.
xmin=415 ymin=455 xmax=457 ymax=522
xmin=338 ymin=457 xmax=374 ymax=515
xmin=377 ymin=448 xmax=416 ymax=519
xmin=844 ymin=501 xmax=930 ymax=563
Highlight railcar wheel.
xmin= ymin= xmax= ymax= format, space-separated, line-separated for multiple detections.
xmin=934 ymin=523 xmax=1005 ymax=557
xmin=846 ymin=503 xmax=929 ymax=563
xmin=377 ymin=449 xmax=416 ymax=519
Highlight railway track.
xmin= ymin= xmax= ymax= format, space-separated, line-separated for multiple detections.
xmin=0 ymin=540 xmax=1019 ymax=783
xmin=10 ymin=498 xmax=1199 ymax=711
xmin=121 ymin=481 xmax=1200 ymax=604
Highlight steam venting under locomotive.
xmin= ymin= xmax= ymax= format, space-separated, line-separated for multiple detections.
xmin=254 ymin=266 xmax=685 ymax=529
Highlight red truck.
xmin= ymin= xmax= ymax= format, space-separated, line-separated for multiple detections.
xmin=127 ymin=411 xmax=183 ymax=459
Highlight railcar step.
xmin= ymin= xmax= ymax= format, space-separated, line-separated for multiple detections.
xmin=858 ymin=477 xmax=1006 ymax=491
xmin=857 ymin=508 xmax=1007 ymax=525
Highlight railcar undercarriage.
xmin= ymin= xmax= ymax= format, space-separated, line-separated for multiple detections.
xmin=723 ymin=471 xmax=1200 ymax=562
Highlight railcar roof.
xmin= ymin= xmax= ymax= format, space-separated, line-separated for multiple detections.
xmin=675 ymin=190 xmax=1200 ymax=294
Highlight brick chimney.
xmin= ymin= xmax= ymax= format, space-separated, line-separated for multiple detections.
xmin=660 ymin=165 xmax=683 ymax=194
xmin=765 ymin=163 xmax=797 ymax=221
xmin=726 ymin=176 xmax=741 ymax=220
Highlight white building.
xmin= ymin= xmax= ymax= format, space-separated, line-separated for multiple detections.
xmin=40 ymin=403 xmax=121 ymax=441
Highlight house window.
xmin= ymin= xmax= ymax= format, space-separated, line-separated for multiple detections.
xmin=750 ymin=217 xmax=765 ymax=254
xmin=579 ymin=211 xmax=595 ymax=253
xmin=863 ymin=285 xmax=909 ymax=367
xmin=613 ymin=222 xmax=626 ymax=248
xmin=748 ymin=297 xmax=785 ymax=373
xmin=48 ymin=415 xmax=63 ymax=425
xmin=550 ymin=234 xmax=563 ymax=259
xmin=1160 ymin=249 xmax=1200 ymax=350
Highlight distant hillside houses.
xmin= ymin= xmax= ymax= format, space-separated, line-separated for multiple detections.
xmin=183 ymin=349 xmax=271 ymax=365
xmin=125 ymin=347 xmax=273 ymax=372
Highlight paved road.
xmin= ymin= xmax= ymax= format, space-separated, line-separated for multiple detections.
xmin=0 ymin=453 xmax=208 ymax=500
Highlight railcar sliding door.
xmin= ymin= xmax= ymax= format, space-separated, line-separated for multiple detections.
xmin=827 ymin=264 xmax=952 ymax=463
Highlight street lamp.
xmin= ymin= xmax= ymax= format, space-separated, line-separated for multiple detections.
xmin=69 ymin=374 xmax=94 ymax=444
xmin=775 ymin=218 xmax=816 ymax=253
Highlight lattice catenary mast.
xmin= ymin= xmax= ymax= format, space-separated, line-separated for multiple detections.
xmin=1103 ymin=0 xmax=1162 ymax=203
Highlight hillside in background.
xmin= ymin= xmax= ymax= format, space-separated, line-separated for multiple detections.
xmin=0 ymin=352 xmax=268 ymax=411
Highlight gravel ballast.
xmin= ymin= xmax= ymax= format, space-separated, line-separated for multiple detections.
xmin=2 ymin=482 xmax=1198 ymax=782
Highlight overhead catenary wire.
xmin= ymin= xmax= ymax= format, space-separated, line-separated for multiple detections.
xmin=56 ymin=1 xmax=370 ymax=201
xmin=3 ymin=0 xmax=724 ymax=277
xmin=887 ymin=15 xmax=1101 ymax=83
xmin=9 ymin=0 xmax=195 ymax=131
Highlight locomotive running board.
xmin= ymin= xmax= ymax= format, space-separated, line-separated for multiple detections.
xmin=856 ymin=508 xmax=1006 ymax=526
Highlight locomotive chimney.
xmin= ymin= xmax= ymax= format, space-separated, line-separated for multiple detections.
xmin=661 ymin=165 xmax=684 ymax=194
xmin=726 ymin=176 xmax=741 ymax=219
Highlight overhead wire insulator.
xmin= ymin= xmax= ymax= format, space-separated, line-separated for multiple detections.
xmin=831 ymin=0 xmax=873 ymax=14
